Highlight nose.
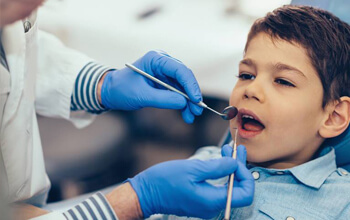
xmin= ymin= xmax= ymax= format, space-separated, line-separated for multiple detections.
xmin=243 ymin=78 xmax=265 ymax=103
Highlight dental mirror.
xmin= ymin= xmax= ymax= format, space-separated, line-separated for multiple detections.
xmin=202 ymin=104 xmax=238 ymax=120
xmin=222 ymin=106 xmax=238 ymax=120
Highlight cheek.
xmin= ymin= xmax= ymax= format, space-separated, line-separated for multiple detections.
xmin=267 ymin=97 xmax=323 ymax=149
xmin=229 ymin=87 xmax=240 ymax=106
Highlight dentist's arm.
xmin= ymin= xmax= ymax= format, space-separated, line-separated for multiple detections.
xmin=69 ymin=50 xmax=203 ymax=124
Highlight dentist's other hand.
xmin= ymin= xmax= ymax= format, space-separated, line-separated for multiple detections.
xmin=221 ymin=144 xmax=248 ymax=163
xmin=100 ymin=50 xmax=203 ymax=123
xmin=127 ymin=148 xmax=254 ymax=218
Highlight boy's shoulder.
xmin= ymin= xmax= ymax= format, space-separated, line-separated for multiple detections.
xmin=190 ymin=146 xmax=222 ymax=160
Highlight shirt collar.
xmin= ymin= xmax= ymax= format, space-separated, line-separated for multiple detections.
xmin=289 ymin=147 xmax=336 ymax=189
xmin=247 ymin=147 xmax=337 ymax=189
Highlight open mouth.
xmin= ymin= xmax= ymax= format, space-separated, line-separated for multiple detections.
xmin=238 ymin=110 xmax=265 ymax=133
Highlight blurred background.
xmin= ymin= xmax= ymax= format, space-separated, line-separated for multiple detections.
xmin=36 ymin=0 xmax=349 ymax=203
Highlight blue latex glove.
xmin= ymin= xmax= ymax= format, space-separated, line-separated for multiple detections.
xmin=221 ymin=144 xmax=247 ymax=164
xmin=127 ymin=145 xmax=254 ymax=218
xmin=101 ymin=50 xmax=203 ymax=123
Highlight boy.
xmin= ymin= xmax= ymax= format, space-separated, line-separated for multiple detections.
xmin=164 ymin=5 xmax=350 ymax=220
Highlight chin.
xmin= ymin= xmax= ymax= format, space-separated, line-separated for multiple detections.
xmin=244 ymin=146 xmax=271 ymax=164
xmin=246 ymin=154 xmax=266 ymax=164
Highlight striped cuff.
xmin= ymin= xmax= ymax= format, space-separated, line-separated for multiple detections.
xmin=71 ymin=62 xmax=115 ymax=114
xmin=62 ymin=192 xmax=118 ymax=220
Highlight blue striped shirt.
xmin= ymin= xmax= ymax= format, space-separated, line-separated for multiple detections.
xmin=63 ymin=192 xmax=118 ymax=220
xmin=71 ymin=62 xmax=115 ymax=113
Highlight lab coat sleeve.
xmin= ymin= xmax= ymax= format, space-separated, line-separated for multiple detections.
xmin=30 ymin=192 xmax=118 ymax=220
xmin=35 ymin=30 xmax=97 ymax=128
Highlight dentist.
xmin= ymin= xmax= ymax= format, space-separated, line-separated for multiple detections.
xmin=0 ymin=0 xmax=254 ymax=219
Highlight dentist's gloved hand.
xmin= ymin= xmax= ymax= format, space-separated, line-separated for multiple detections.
xmin=221 ymin=144 xmax=248 ymax=163
xmin=100 ymin=50 xmax=203 ymax=123
xmin=127 ymin=145 xmax=254 ymax=218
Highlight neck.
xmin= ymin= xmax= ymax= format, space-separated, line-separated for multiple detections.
xmin=250 ymin=152 xmax=316 ymax=169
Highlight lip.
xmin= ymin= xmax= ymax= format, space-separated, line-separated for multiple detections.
xmin=236 ymin=108 xmax=265 ymax=139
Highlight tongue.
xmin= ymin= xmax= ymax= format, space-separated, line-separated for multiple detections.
xmin=243 ymin=121 xmax=264 ymax=131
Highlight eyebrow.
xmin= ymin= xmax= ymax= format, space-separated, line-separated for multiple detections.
xmin=239 ymin=58 xmax=306 ymax=78
xmin=239 ymin=58 xmax=255 ymax=67
xmin=274 ymin=62 xmax=306 ymax=78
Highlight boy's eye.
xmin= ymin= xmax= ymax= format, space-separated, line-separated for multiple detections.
xmin=275 ymin=78 xmax=295 ymax=87
xmin=238 ymin=73 xmax=255 ymax=80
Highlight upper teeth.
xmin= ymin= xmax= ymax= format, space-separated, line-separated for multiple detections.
xmin=242 ymin=114 xmax=254 ymax=119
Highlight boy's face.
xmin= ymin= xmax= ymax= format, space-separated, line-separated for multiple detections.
xmin=230 ymin=33 xmax=328 ymax=169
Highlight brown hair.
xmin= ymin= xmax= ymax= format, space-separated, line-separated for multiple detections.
xmin=245 ymin=5 xmax=350 ymax=107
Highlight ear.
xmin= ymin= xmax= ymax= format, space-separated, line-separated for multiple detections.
xmin=319 ymin=97 xmax=350 ymax=138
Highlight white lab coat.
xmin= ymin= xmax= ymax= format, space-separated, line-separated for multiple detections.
xmin=0 ymin=11 xmax=95 ymax=206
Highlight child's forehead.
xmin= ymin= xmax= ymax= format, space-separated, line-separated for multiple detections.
xmin=246 ymin=33 xmax=305 ymax=54
xmin=244 ymin=33 xmax=314 ymax=69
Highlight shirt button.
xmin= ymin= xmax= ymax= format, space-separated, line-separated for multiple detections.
xmin=286 ymin=217 xmax=295 ymax=220
xmin=341 ymin=170 xmax=348 ymax=175
xmin=23 ymin=20 xmax=32 ymax=33
xmin=276 ymin=171 xmax=284 ymax=175
xmin=252 ymin=171 xmax=260 ymax=180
